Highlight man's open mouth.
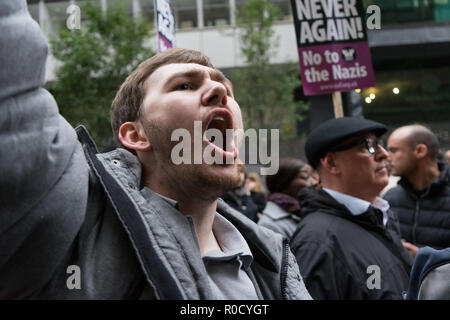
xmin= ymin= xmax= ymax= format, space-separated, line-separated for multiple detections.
xmin=204 ymin=108 xmax=238 ymax=161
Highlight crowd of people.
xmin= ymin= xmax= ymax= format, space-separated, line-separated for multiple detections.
xmin=1 ymin=0 xmax=449 ymax=300
xmin=222 ymin=119 xmax=450 ymax=299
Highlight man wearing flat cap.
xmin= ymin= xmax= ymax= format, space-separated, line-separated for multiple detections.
xmin=290 ymin=117 xmax=413 ymax=300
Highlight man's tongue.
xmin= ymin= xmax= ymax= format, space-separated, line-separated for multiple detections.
xmin=207 ymin=118 xmax=228 ymax=149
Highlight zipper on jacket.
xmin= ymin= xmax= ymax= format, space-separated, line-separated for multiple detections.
xmin=280 ymin=239 xmax=290 ymax=300
xmin=412 ymin=200 xmax=420 ymax=244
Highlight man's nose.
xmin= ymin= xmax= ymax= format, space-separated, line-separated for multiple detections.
xmin=375 ymin=144 xmax=389 ymax=160
xmin=386 ymin=149 xmax=393 ymax=163
xmin=201 ymin=80 xmax=228 ymax=107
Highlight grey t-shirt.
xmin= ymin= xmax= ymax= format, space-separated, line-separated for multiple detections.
xmin=202 ymin=213 xmax=259 ymax=300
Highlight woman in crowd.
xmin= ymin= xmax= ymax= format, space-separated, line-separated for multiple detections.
xmin=258 ymin=158 xmax=317 ymax=238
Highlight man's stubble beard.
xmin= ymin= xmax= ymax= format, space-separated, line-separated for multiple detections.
xmin=189 ymin=163 xmax=241 ymax=199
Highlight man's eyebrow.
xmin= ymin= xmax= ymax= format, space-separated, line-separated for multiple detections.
xmin=165 ymin=68 xmax=229 ymax=85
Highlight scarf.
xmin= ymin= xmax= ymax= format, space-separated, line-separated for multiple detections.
xmin=267 ymin=192 xmax=301 ymax=215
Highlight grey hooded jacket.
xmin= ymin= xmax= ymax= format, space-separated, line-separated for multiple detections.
xmin=0 ymin=0 xmax=311 ymax=300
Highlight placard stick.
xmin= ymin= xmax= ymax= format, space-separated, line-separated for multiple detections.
xmin=332 ymin=91 xmax=344 ymax=118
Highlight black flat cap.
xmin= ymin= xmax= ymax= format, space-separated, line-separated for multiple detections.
xmin=305 ymin=117 xmax=387 ymax=169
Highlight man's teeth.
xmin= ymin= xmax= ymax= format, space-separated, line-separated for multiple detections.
xmin=213 ymin=116 xmax=225 ymax=121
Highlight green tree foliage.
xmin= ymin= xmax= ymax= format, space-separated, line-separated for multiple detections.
xmin=49 ymin=1 xmax=155 ymax=149
xmin=229 ymin=0 xmax=308 ymax=139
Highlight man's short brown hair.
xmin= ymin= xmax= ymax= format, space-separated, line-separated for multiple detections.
xmin=110 ymin=48 xmax=214 ymax=149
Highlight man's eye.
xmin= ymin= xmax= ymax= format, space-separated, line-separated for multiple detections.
xmin=175 ymin=83 xmax=192 ymax=91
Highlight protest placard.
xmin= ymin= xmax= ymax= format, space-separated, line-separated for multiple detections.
xmin=290 ymin=0 xmax=375 ymax=99
xmin=154 ymin=0 xmax=175 ymax=52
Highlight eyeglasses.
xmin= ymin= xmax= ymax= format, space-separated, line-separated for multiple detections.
xmin=330 ymin=137 xmax=383 ymax=155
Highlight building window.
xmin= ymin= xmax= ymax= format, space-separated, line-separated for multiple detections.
xmin=235 ymin=0 xmax=291 ymax=22
xmin=141 ymin=0 xmax=155 ymax=23
xmin=171 ymin=0 xmax=198 ymax=29
xmin=203 ymin=0 xmax=230 ymax=27
xmin=270 ymin=0 xmax=293 ymax=20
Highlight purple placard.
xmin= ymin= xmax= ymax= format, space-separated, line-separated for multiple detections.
xmin=154 ymin=0 xmax=175 ymax=53
xmin=290 ymin=0 xmax=375 ymax=96
xmin=299 ymin=41 xmax=375 ymax=95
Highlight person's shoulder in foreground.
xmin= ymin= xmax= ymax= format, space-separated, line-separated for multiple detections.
xmin=0 ymin=0 xmax=311 ymax=300
xmin=290 ymin=117 xmax=412 ymax=300
xmin=407 ymin=246 xmax=450 ymax=300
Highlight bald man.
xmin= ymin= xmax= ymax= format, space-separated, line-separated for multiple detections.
xmin=445 ymin=150 xmax=450 ymax=166
xmin=384 ymin=124 xmax=450 ymax=258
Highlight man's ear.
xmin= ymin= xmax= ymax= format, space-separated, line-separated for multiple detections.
xmin=118 ymin=121 xmax=151 ymax=152
xmin=414 ymin=143 xmax=428 ymax=160
xmin=319 ymin=152 xmax=340 ymax=175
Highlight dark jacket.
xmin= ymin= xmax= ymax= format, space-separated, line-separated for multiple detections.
xmin=384 ymin=162 xmax=450 ymax=249
xmin=221 ymin=189 xmax=259 ymax=222
xmin=290 ymin=188 xmax=413 ymax=300
xmin=0 ymin=0 xmax=311 ymax=300
xmin=251 ymin=191 xmax=267 ymax=214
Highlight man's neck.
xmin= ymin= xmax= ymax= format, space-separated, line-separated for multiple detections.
xmin=406 ymin=160 xmax=440 ymax=191
xmin=142 ymin=165 xmax=222 ymax=255
xmin=177 ymin=199 xmax=221 ymax=255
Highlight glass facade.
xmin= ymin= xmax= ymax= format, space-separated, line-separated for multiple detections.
xmin=28 ymin=0 xmax=450 ymax=34
xmin=363 ymin=0 xmax=450 ymax=24
xmin=357 ymin=1 xmax=450 ymax=127
xmin=362 ymin=66 xmax=450 ymax=123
